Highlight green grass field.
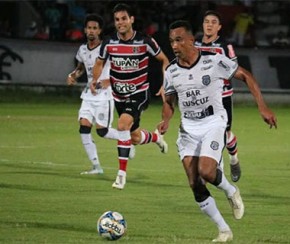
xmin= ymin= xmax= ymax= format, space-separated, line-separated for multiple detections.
xmin=0 ymin=97 xmax=290 ymax=243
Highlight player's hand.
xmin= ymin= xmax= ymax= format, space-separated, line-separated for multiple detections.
xmin=90 ymin=80 xmax=99 ymax=95
xmin=66 ymin=74 xmax=77 ymax=86
xmin=155 ymin=86 xmax=165 ymax=102
xmin=99 ymin=79 xmax=110 ymax=89
xmin=261 ymin=108 xmax=277 ymax=129
xmin=157 ymin=120 xmax=169 ymax=135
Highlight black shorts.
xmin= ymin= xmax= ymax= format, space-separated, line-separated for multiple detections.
xmin=114 ymin=90 xmax=150 ymax=132
xmin=222 ymin=96 xmax=233 ymax=131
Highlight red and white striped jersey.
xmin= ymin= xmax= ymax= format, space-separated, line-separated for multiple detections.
xmin=98 ymin=31 xmax=161 ymax=101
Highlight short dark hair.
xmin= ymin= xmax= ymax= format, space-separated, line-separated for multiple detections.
xmin=203 ymin=10 xmax=222 ymax=24
xmin=84 ymin=13 xmax=104 ymax=29
xmin=169 ymin=20 xmax=193 ymax=34
xmin=113 ymin=3 xmax=133 ymax=17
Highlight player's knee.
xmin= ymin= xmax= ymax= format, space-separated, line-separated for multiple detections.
xmin=96 ymin=128 xmax=108 ymax=137
xmin=79 ymin=125 xmax=91 ymax=134
xmin=193 ymin=187 xmax=210 ymax=202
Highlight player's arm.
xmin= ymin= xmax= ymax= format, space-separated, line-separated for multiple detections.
xmin=234 ymin=66 xmax=277 ymax=129
xmin=157 ymin=93 xmax=176 ymax=134
xmin=227 ymin=44 xmax=238 ymax=63
xmin=90 ymin=58 xmax=105 ymax=94
xmin=155 ymin=51 xmax=170 ymax=102
xmin=67 ymin=62 xmax=85 ymax=86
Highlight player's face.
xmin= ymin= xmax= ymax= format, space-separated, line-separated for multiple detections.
xmin=169 ymin=27 xmax=194 ymax=59
xmin=114 ymin=11 xmax=134 ymax=35
xmin=85 ymin=21 xmax=101 ymax=41
xmin=203 ymin=15 xmax=221 ymax=38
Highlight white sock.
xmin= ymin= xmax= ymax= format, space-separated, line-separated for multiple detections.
xmin=118 ymin=170 xmax=126 ymax=176
xmin=217 ymin=172 xmax=236 ymax=197
xmin=198 ymin=196 xmax=230 ymax=232
xmin=118 ymin=130 xmax=131 ymax=141
xmin=80 ymin=133 xmax=99 ymax=165
xmin=103 ymin=127 xmax=119 ymax=140
xmin=229 ymin=154 xmax=239 ymax=165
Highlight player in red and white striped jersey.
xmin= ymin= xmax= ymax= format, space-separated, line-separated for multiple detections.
xmin=195 ymin=10 xmax=241 ymax=182
xmin=90 ymin=3 xmax=169 ymax=189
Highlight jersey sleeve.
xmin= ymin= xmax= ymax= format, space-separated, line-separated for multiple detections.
xmin=215 ymin=53 xmax=238 ymax=80
xmin=163 ymin=68 xmax=176 ymax=96
xmin=98 ymin=59 xmax=110 ymax=81
xmin=146 ymin=36 xmax=161 ymax=57
xmin=75 ymin=46 xmax=83 ymax=63
xmin=98 ymin=39 xmax=109 ymax=60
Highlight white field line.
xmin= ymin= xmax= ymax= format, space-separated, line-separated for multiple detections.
xmin=0 ymin=158 xmax=174 ymax=173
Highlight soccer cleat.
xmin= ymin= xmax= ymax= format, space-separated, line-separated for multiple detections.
xmin=230 ymin=161 xmax=241 ymax=182
xmin=112 ymin=174 xmax=126 ymax=190
xmin=212 ymin=230 xmax=233 ymax=242
xmin=129 ymin=144 xmax=136 ymax=159
xmin=228 ymin=186 xmax=244 ymax=220
xmin=155 ymin=129 xmax=168 ymax=154
xmin=80 ymin=164 xmax=104 ymax=175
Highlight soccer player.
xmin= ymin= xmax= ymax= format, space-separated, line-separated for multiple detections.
xmin=195 ymin=10 xmax=241 ymax=182
xmin=90 ymin=3 xmax=169 ymax=190
xmin=67 ymin=14 xmax=134 ymax=175
xmin=158 ymin=20 xmax=277 ymax=242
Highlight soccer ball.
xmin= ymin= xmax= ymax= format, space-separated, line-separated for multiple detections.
xmin=97 ymin=211 xmax=127 ymax=240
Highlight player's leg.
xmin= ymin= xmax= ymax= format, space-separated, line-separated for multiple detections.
xmin=183 ymin=156 xmax=233 ymax=242
xmin=129 ymin=92 xmax=168 ymax=153
xmin=223 ymin=96 xmax=241 ymax=182
xmin=199 ymin=124 xmax=244 ymax=220
xmin=95 ymin=99 xmax=119 ymax=140
xmin=78 ymin=101 xmax=103 ymax=174
xmin=130 ymin=127 xmax=168 ymax=153
xmin=94 ymin=99 xmax=135 ymax=160
xmin=112 ymin=112 xmax=133 ymax=190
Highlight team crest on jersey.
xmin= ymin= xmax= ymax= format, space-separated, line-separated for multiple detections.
xmin=202 ymin=75 xmax=211 ymax=86
xmin=210 ymin=141 xmax=219 ymax=150
xmin=132 ymin=47 xmax=140 ymax=53
xmin=189 ymin=74 xmax=193 ymax=80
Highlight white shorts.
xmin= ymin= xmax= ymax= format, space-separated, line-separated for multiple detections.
xmin=176 ymin=115 xmax=227 ymax=165
xmin=78 ymin=99 xmax=114 ymax=127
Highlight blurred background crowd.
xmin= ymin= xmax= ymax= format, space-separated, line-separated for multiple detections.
xmin=1 ymin=0 xmax=289 ymax=49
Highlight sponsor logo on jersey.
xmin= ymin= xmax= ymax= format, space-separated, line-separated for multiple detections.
xmin=170 ymin=67 xmax=177 ymax=73
xmin=186 ymin=89 xmax=201 ymax=97
xmin=112 ymin=57 xmax=139 ymax=70
xmin=203 ymin=59 xmax=212 ymax=64
xmin=202 ymin=75 xmax=211 ymax=86
xmin=218 ymin=60 xmax=230 ymax=71
xmin=182 ymin=96 xmax=209 ymax=107
xmin=201 ymin=65 xmax=213 ymax=71
xmin=114 ymin=82 xmax=136 ymax=93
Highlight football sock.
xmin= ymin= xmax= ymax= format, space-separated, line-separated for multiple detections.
xmin=103 ymin=127 xmax=119 ymax=140
xmin=197 ymin=196 xmax=231 ymax=232
xmin=80 ymin=133 xmax=100 ymax=165
xmin=226 ymin=131 xmax=238 ymax=164
xmin=139 ymin=130 xmax=158 ymax=144
xmin=214 ymin=169 xmax=236 ymax=197
xmin=117 ymin=130 xmax=131 ymax=172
